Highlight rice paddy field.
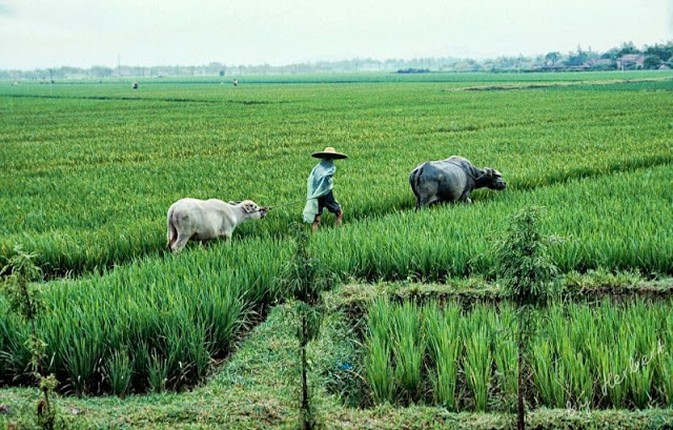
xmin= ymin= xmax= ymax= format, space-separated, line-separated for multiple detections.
xmin=1 ymin=70 xmax=673 ymax=429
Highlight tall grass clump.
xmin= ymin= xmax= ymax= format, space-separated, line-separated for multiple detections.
xmin=390 ymin=300 xmax=425 ymax=404
xmin=0 ymin=299 xmax=30 ymax=383
xmin=424 ymin=302 xmax=461 ymax=410
xmin=105 ymin=350 xmax=132 ymax=398
xmin=659 ymin=317 xmax=673 ymax=406
xmin=147 ymin=352 xmax=168 ymax=394
xmin=462 ymin=307 xmax=494 ymax=412
xmin=493 ymin=305 xmax=518 ymax=411
xmin=364 ymin=298 xmax=395 ymax=405
xmin=531 ymin=321 xmax=566 ymax=408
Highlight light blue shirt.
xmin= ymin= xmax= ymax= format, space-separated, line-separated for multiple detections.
xmin=303 ymin=160 xmax=336 ymax=223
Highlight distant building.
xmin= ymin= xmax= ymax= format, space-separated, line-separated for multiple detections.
xmin=616 ymin=54 xmax=645 ymax=70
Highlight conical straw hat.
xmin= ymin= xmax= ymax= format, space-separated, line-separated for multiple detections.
xmin=311 ymin=146 xmax=348 ymax=159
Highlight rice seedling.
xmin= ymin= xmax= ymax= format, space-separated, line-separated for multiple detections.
xmin=390 ymin=301 xmax=425 ymax=404
xmin=364 ymin=298 xmax=395 ymax=404
xmin=59 ymin=319 xmax=104 ymax=397
xmin=659 ymin=318 xmax=673 ymax=406
xmin=462 ymin=307 xmax=494 ymax=412
xmin=493 ymin=306 xmax=518 ymax=410
xmin=147 ymin=352 xmax=169 ymax=394
xmin=532 ymin=337 xmax=565 ymax=408
xmin=424 ymin=301 xmax=461 ymax=410
xmin=105 ymin=349 xmax=133 ymax=398
xmin=360 ymin=298 xmax=673 ymax=411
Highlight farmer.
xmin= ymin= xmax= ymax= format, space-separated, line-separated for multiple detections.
xmin=303 ymin=147 xmax=348 ymax=232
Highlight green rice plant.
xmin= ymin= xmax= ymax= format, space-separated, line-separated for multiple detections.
xmin=130 ymin=341 xmax=150 ymax=392
xmin=462 ymin=307 xmax=493 ymax=412
xmin=628 ymin=354 xmax=655 ymax=409
xmin=147 ymin=352 xmax=168 ymax=394
xmin=364 ymin=298 xmax=395 ymax=405
xmin=365 ymin=335 xmax=395 ymax=405
xmin=390 ymin=300 xmax=425 ymax=404
xmin=424 ymin=301 xmax=461 ymax=410
xmin=192 ymin=279 xmax=245 ymax=356
xmin=546 ymin=303 xmax=594 ymax=408
xmin=179 ymin=320 xmax=212 ymax=385
xmin=3 ymin=76 xmax=673 ymax=279
xmin=562 ymin=349 xmax=593 ymax=408
xmin=61 ymin=332 xmax=102 ymax=397
xmin=53 ymin=305 xmax=105 ymax=397
xmin=493 ymin=305 xmax=518 ymax=410
xmin=659 ymin=318 xmax=673 ymax=406
xmin=623 ymin=303 xmax=658 ymax=408
xmin=660 ymin=353 xmax=673 ymax=407
xmin=0 ymin=301 xmax=31 ymax=384
xmin=531 ymin=335 xmax=566 ymax=408
xmin=596 ymin=339 xmax=631 ymax=408
xmin=105 ymin=349 xmax=133 ymax=398
xmin=360 ymin=298 xmax=673 ymax=411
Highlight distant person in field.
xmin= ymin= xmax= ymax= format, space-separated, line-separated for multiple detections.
xmin=303 ymin=147 xmax=347 ymax=232
xmin=232 ymin=79 xmax=238 ymax=86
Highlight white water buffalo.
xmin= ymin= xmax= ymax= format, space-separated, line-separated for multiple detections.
xmin=409 ymin=156 xmax=506 ymax=208
xmin=167 ymin=199 xmax=267 ymax=253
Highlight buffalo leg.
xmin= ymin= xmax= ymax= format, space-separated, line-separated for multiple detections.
xmin=171 ymin=234 xmax=191 ymax=253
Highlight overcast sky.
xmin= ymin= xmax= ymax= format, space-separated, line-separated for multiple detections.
xmin=1 ymin=0 xmax=672 ymax=70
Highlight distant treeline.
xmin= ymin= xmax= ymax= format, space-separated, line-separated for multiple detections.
xmin=2 ymin=41 xmax=672 ymax=81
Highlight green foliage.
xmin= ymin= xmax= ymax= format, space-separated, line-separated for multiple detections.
xmin=282 ymin=225 xmax=332 ymax=430
xmin=493 ymin=307 xmax=518 ymax=411
xmin=645 ymin=55 xmax=663 ymax=69
xmin=283 ymin=226 xmax=332 ymax=324
xmin=495 ymin=207 xmax=559 ymax=306
xmin=361 ymin=299 xmax=673 ymax=411
xmin=495 ymin=206 xmax=559 ymax=429
xmin=1 ymin=246 xmax=43 ymax=321
xmin=1 ymin=247 xmax=57 ymax=429
xmin=2 ymin=73 xmax=673 ymax=276
xmin=147 ymin=352 xmax=168 ymax=394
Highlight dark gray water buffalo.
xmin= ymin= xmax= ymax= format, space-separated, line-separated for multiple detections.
xmin=409 ymin=156 xmax=506 ymax=208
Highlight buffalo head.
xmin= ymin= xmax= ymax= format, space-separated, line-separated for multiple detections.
xmin=484 ymin=168 xmax=506 ymax=190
